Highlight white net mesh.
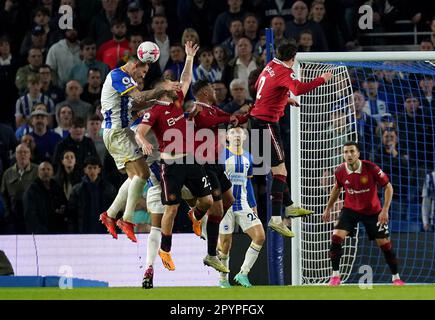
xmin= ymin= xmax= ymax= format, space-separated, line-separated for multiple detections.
xmin=296 ymin=62 xmax=358 ymax=284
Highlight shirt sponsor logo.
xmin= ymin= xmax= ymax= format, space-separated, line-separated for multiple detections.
xmin=167 ymin=114 xmax=184 ymax=126
xmin=347 ymin=188 xmax=370 ymax=195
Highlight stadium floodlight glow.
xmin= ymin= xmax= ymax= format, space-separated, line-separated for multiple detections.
xmin=290 ymin=51 xmax=435 ymax=285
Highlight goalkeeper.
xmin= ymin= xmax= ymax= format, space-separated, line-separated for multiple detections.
xmin=323 ymin=141 xmax=405 ymax=286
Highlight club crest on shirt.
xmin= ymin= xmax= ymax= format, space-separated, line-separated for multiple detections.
xmin=360 ymin=175 xmax=369 ymax=184
xmin=122 ymin=77 xmax=131 ymax=85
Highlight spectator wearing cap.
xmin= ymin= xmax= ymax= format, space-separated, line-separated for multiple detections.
xmin=89 ymin=0 xmax=121 ymax=47
xmin=52 ymin=117 xmax=98 ymax=173
xmin=96 ymin=18 xmax=130 ymax=70
xmin=80 ymin=68 xmax=102 ymax=107
xmin=220 ymin=18 xmax=244 ymax=60
xmin=29 ymin=109 xmax=61 ymax=164
xmin=46 ymin=26 xmax=81 ymax=87
xmin=39 ymin=64 xmax=64 ymax=104
xmin=19 ymin=6 xmax=60 ymax=59
xmin=55 ymin=80 xmax=93 ymax=122
xmin=149 ymin=14 xmax=171 ymax=73
xmin=68 ymin=156 xmax=116 ymax=233
xmin=212 ymin=0 xmax=245 ymax=45
xmin=23 ymin=161 xmax=68 ymax=234
xmin=222 ymin=37 xmax=261 ymax=98
xmin=15 ymin=47 xmax=43 ymax=95
xmin=54 ymin=104 xmax=74 ymax=139
xmin=0 ymin=36 xmax=19 ymax=127
xmin=285 ymin=1 xmax=328 ymax=52
xmin=15 ymin=103 xmax=48 ymax=141
xmin=69 ymin=38 xmax=109 ymax=88
xmin=1 ymin=143 xmax=38 ymax=234
xmin=15 ymin=74 xmax=55 ymax=128
xmin=127 ymin=1 xmax=149 ymax=39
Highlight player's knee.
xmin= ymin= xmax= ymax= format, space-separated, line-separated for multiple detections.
xmin=198 ymin=195 xmax=213 ymax=210
xmin=255 ymin=232 xmax=266 ymax=245
xmin=379 ymin=240 xmax=392 ymax=251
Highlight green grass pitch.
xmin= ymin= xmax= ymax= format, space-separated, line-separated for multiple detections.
xmin=0 ymin=285 xmax=434 ymax=300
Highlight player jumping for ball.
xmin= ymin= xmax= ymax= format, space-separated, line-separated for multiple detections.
xmin=323 ymin=141 xmax=405 ymax=286
xmin=250 ymin=42 xmax=333 ymax=237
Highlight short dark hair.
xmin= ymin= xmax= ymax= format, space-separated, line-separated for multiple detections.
xmin=87 ymin=113 xmax=103 ymax=122
xmin=83 ymin=156 xmax=102 ymax=168
xmin=33 ymin=6 xmax=50 ymax=18
xmin=192 ymin=79 xmax=210 ymax=97
xmin=197 ymin=47 xmax=213 ymax=57
xmin=80 ymin=37 xmax=96 ymax=50
xmin=111 ymin=17 xmax=127 ymax=28
xmin=276 ymin=42 xmax=298 ymax=61
xmin=343 ymin=141 xmax=360 ymax=151
xmin=39 ymin=64 xmax=52 ymax=71
xmin=87 ymin=67 xmax=101 ymax=77
xmin=72 ymin=117 xmax=86 ymax=128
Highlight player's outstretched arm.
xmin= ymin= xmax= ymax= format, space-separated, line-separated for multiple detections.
xmin=135 ymin=123 xmax=153 ymax=156
xmin=180 ymin=41 xmax=199 ymax=97
xmin=323 ymin=184 xmax=341 ymax=222
xmin=379 ymin=182 xmax=393 ymax=225
xmin=290 ymin=72 xmax=333 ymax=96
xmin=129 ymin=81 xmax=182 ymax=111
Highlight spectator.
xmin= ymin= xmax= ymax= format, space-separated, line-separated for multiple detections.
xmin=0 ymin=123 xmax=17 ymax=172
xmin=15 ymin=47 xmax=43 ymax=95
xmin=223 ymin=78 xmax=252 ymax=114
xmin=53 ymin=150 xmax=82 ymax=201
xmin=150 ymin=14 xmax=171 ymax=73
xmin=54 ymin=104 xmax=74 ymax=139
xmin=0 ymin=36 xmax=19 ymax=126
xmin=20 ymin=25 xmax=50 ymax=61
xmin=213 ymin=44 xmax=229 ymax=75
xmin=20 ymin=134 xmax=37 ymax=163
xmin=39 ymin=64 xmax=64 ymax=105
xmin=220 ymin=18 xmax=244 ymax=59
xmin=23 ymin=161 xmax=68 ymax=234
xmin=260 ymin=0 xmax=294 ymax=23
xmin=0 ymin=0 xmax=33 ymax=52
xmin=353 ymin=90 xmax=378 ymax=160
xmin=120 ymin=32 xmax=145 ymax=65
xmin=243 ymin=13 xmax=259 ymax=48
xmin=362 ymin=76 xmax=389 ymax=121
xmin=422 ymin=170 xmax=435 ymax=231
xmin=297 ymin=29 xmax=314 ymax=52
xmin=55 ymin=80 xmax=93 ymax=121
xmin=420 ymin=38 xmax=434 ymax=51
xmin=270 ymin=15 xmax=290 ymax=49
xmin=419 ymin=75 xmax=435 ymax=109
xmin=68 ymin=156 xmax=116 ymax=233
xmin=52 ymin=117 xmax=98 ymax=173
xmin=15 ymin=74 xmax=55 ymax=128
xmin=86 ymin=114 xmax=106 ymax=164
xmin=46 ymin=26 xmax=81 ymax=87
xmin=89 ymin=0 xmax=121 ymax=47
xmin=126 ymin=1 xmax=148 ymax=38
xmin=165 ymin=43 xmax=186 ymax=81
xmin=376 ymin=113 xmax=397 ymax=141
xmin=285 ymin=1 xmax=328 ymax=52
xmin=192 ymin=47 xmax=221 ymax=83
xmin=15 ymin=102 xmax=48 ymax=141
xmin=81 ymin=68 xmax=102 ymax=106
xmin=222 ymin=37 xmax=261 ymax=98
xmin=431 ymin=17 xmax=435 ymax=47
xmin=0 ymin=143 xmax=38 ymax=234
xmin=96 ymin=18 xmax=130 ymax=70
xmin=212 ymin=80 xmax=230 ymax=108
xmin=212 ymin=0 xmax=245 ymax=45
xmin=69 ymin=38 xmax=109 ymax=87
xmin=181 ymin=28 xmax=201 ymax=47
xmin=29 ymin=109 xmax=61 ymax=164
xmin=374 ymin=128 xmax=410 ymax=221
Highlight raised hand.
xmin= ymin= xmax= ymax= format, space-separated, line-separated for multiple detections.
xmin=321 ymin=72 xmax=333 ymax=82
xmin=185 ymin=40 xmax=199 ymax=58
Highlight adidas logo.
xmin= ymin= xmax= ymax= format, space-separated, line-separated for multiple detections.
xmin=165 ymin=111 xmax=170 ymax=115
xmin=345 ymin=180 xmax=350 ymax=185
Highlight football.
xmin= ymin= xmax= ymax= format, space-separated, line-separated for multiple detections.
xmin=137 ymin=41 xmax=160 ymax=63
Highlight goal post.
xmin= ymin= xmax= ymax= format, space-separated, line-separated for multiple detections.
xmin=291 ymin=51 xmax=435 ymax=285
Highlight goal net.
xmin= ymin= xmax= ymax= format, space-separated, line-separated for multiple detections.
xmin=291 ymin=52 xmax=435 ymax=285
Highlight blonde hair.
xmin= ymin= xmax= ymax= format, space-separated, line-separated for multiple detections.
xmin=308 ymin=0 xmax=325 ymax=21
xmin=181 ymin=28 xmax=200 ymax=46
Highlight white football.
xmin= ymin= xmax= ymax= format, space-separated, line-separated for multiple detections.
xmin=137 ymin=41 xmax=160 ymax=63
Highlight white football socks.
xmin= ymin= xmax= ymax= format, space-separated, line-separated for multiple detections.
xmin=107 ymin=178 xmax=131 ymax=218
xmin=146 ymin=226 xmax=161 ymax=267
xmin=240 ymin=242 xmax=262 ymax=275
xmin=220 ymin=253 xmax=229 ymax=280
xmin=123 ymin=175 xmax=146 ymax=222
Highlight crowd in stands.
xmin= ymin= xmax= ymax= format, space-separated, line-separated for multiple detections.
xmin=0 ymin=0 xmax=434 ymax=235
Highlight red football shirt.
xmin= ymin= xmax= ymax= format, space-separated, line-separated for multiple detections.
xmin=335 ymin=160 xmax=390 ymax=215
xmin=193 ymin=102 xmax=231 ymax=163
xmin=141 ymin=91 xmax=193 ymax=155
xmin=250 ymin=58 xmax=325 ymax=123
